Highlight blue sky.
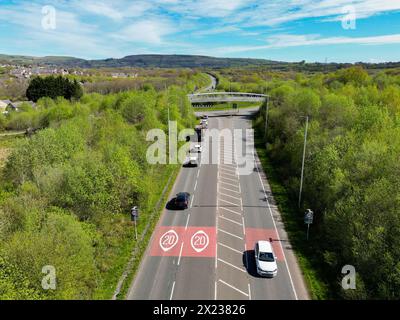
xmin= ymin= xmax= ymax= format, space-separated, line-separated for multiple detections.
xmin=0 ymin=0 xmax=400 ymax=62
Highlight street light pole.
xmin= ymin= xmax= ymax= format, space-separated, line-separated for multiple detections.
xmin=264 ymin=96 xmax=270 ymax=140
xmin=298 ymin=115 xmax=309 ymax=208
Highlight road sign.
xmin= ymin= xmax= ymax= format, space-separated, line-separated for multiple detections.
xmin=304 ymin=209 xmax=314 ymax=241
xmin=304 ymin=209 xmax=314 ymax=225
xmin=131 ymin=206 xmax=139 ymax=222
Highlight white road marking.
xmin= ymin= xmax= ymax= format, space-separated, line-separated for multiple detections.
xmin=185 ymin=214 xmax=191 ymax=230
xmin=218 ymin=191 xmax=240 ymax=201
xmin=218 ymin=198 xmax=241 ymax=207
xmin=194 ymin=180 xmax=198 ymax=191
xmin=219 ymin=206 xmax=242 ymax=216
xmin=219 ymin=180 xmax=241 ymax=190
xmin=190 ymin=194 xmax=195 ymax=208
xmin=220 ymin=186 xmax=241 ymax=194
xmin=248 ymin=284 xmax=252 ymax=300
xmin=219 ymin=171 xmax=238 ymax=178
xmin=218 ymin=228 xmax=243 ymax=240
xmin=177 ymin=242 xmax=184 ymax=266
xmin=218 ymin=242 xmax=243 ymax=254
xmin=214 ymin=281 xmax=217 ymax=300
xmin=242 ymin=217 xmax=246 ymax=237
xmin=240 ymin=197 xmax=243 ymax=211
xmin=218 ymin=280 xmax=249 ymax=297
xmin=219 ymin=176 xmax=239 ymax=184
xmin=253 ymin=149 xmax=298 ymax=300
xmin=170 ymin=281 xmax=176 ymax=300
xmin=220 ymin=215 xmax=243 ymax=226
xmin=218 ymin=258 xmax=247 ymax=273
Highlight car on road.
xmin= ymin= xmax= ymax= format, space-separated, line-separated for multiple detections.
xmin=174 ymin=192 xmax=190 ymax=209
xmin=191 ymin=144 xmax=202 ymax=153
xmin=201 ymin=115 xmax=208 ymax=120
xmin=184 ymin=156 xmax=199 ymax=167
xmin=254 ymin=241 xmax=278 ymax=277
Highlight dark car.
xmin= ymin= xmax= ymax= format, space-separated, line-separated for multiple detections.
xmin=174 ymin=192 xmax=190 ymax=209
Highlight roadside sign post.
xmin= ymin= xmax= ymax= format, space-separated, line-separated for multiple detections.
xmin=304 ymin=209 xmax=314 ymax=240
xmin=131 ymin=206 xmax=139 ymax=241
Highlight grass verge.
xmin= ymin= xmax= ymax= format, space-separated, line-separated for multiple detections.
xmin=96 ymin=163 xmax=181 ymax=300
xmin=253 ymin=120 xmax=333 ymax=300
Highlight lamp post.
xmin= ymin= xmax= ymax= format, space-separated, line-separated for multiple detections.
xmin=298 ymin=115 xmax=309 ymax=208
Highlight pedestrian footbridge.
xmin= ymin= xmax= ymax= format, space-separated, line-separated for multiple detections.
xmin=188 ymin=92 xmax=268 ymax=104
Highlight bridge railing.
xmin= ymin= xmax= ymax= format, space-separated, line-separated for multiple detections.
xmin=188 ymin=92 xmax=268 ymax=104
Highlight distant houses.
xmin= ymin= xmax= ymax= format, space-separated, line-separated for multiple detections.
xmin=8 ymin=67 xmax=86 ymax=79
xmin=0 ymin=100 xmax=36 ymax=114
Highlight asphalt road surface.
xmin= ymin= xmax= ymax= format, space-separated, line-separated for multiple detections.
xmin=127 ymin=108 xmax=309 ymax=300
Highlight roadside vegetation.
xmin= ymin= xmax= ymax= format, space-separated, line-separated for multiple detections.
xmin=252 ymin=66 xmax=400 ymax=299
xmin=0 ymin=71 xmax=203 ymax=299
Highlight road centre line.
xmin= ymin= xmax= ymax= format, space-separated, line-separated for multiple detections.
xmin=218 ymin=228 xmax=243 ymax=240
xmin=218 ymin=280 xmax=249 ymax=297
xmin=218 ymin=242 xmax=243 ymax=254
xmin=220 ymin=215 xmax=243 ymax=226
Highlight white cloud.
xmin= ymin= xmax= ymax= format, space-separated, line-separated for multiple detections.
xmin=113 ymin=19 xmax=177 ymax=44
xmin=213 ymin=33 xmax=400 ymax=54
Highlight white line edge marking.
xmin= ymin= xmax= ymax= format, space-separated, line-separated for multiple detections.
xmin=241 ymin=216 xmax=246 ymax=237
xmin=218 ymin=279 xmax=249 ymax=297
xmin=218 ymin=242 xmax=243 ymax=254
xmin=218 ymin=228 xmax=243 ymax=240
xmin=170 ymin=281 xmax=175 ymax=300
xmin=253 ymin=148 xmax=299 ymax=300
xmin=220 ymin=215 xmax=243 ymax=226
xmin=214 ymin=281 xmax=217 ymax=300
xmin=194 ymin=180 xmax=198 ymax=191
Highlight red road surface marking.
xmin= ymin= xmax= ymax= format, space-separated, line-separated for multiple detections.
xmin=150 ymin=226 xmax=216 ymax=258
xmin=245 ymin=228 xmax=284 ymax=261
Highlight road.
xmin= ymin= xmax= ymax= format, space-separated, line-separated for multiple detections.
xmin=127 ymin=108 xmax=309 ymax=300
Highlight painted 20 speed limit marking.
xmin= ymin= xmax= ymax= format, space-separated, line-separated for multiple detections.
xmin=150 ymin=226 xmax=216 ymax=257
